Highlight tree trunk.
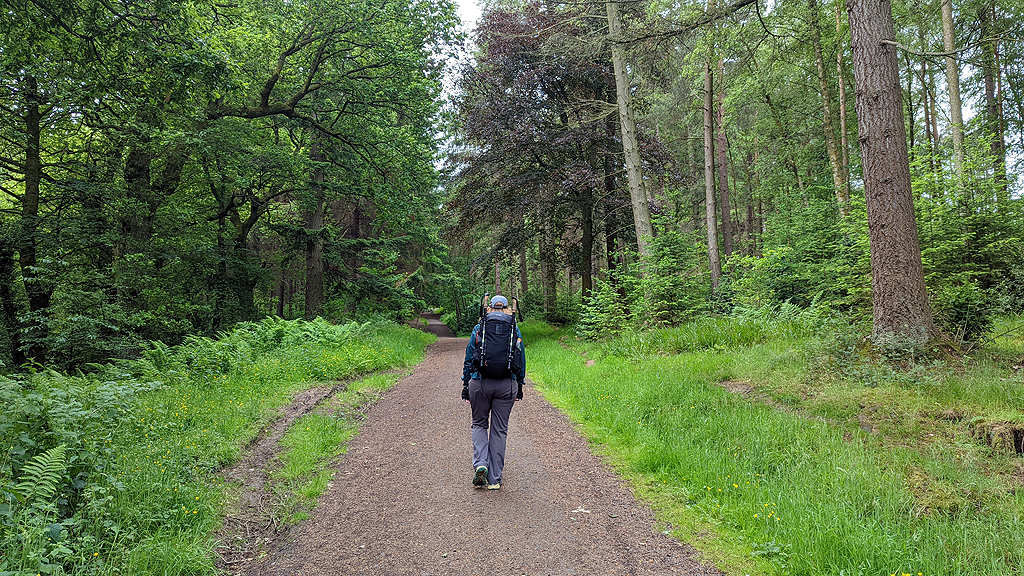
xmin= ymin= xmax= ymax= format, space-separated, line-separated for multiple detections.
xmin=541 ymin=214 xmax=556 ymax=315
xmin=277 ymin=276 xmax=286 ymax=318
xmin=918 ymin=24 xmax=939 ymax=174
xmin=810 ymin=0 xmax=849 ymax=216
xmin=704 ymin=61 xmax=721 ymax=289
xmin=581 ymin=182 xmax=594 ymax=300
xmin=18 ymin=75 xmax=52 ymax=362
xmin=715 ymin=58 xmax=733 ymax=257
xmin=835 ymin=2 xmax=851 ymax=189
xmin=847 ymin=0 xmax=936 ymax=345
xmin=940 ymin=0 xmax=965 ymax=184
xmin=519 ymin=248 xmax=529 ymax=299
xmin=122 ymin=143 xmax=154 ymax=250
xmin=607 ymin=0 xmax=653 ymax=255
xmin=978 ymin=3 xmax=1007 ymax=197
xmin=305 ymin=141 xmax=326 ymax=319
xmin=0 ymin=237 xmax=24 ymax=366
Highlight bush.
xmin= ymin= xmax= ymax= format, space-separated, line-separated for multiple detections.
xmin=931 ymin=281 xmax=994 ymax=343
xmin=0 ymin=317 xmax=427 ymax=575
xmin=577 ymin=278 xmax=630 ymax=340
xmin=993 ymin=246 xmax=1024 ymax=315
xmin=635 ymin=224 xmax=709 ymax=326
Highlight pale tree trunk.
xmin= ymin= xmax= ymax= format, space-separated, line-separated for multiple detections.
xmin=704 ymin=61 xmax=721 ymax=289
xmin=810 ymin=0 xmax=849 ymax=217
xmin=941 ymin=0 xmax=965 ymax=183
xmin=304 ymin=140 xmax=326 ymax=319
xmin=847 ymin=0 xmax=936 ymax=345
xmin=715 ymin=58 xmax=733 ymax=257
xmin=835 ymin=3 xmax=851 ymax=189
xmin=978 ymin=3 xmax=1007 ymax=198
xmin=918 ymin=24 xmax=940 ymax=175
xmin=607 ymin=0 xmax=653 ymax=255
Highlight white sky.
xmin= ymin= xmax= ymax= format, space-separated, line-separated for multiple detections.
xmin=456 ymin=0 xmax=481 ymax=33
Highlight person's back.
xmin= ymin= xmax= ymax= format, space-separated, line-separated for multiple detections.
xmin=461 ymin=295 xmax=525 ymax=490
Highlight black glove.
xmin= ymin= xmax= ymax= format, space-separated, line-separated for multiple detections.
xmin=516 ymin=383 xmax=523 ymax=400
xmin=462 ymin=383 xmax=470 ymax=401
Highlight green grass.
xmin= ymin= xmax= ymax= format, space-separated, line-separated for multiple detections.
xmin=0 ymin=318 xmax=434 ymax=576
xmin=273 ymin=372 xmax=403 ymax=521
xmin=524 ymin=316 xmax=1024 ymax=576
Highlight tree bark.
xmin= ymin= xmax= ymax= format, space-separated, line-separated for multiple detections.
xmin=0 ymin=238 xmax=24 ymax=366
xmin=940 ymin=0 xmax=965 ymax=184
xmin=715 ymin=58 xmax=733 ymax=257
xmin=607 ymin=0 xmax=653 ymax=255
xmin=918 ymin=24 xmax=939 ymax=174
xmin=704 ymin=61 xmax=721 ymax=289
xmin=978 ymin=3 xmax=1007 ymax=197
xmin=581 ymin=181 xmax=594 ymax=300
xmin=305 ymin=140 xmax=326 ymax=320
xmin=519 ymin=248 xmax=529 ymax=300
xmin=541 ymin=213 xmax=556 ymax=315
xmin=835 ymin=2 xmax=851 ymax=190
xmin=847 ymin=0 xmax=936 ymax=345
xmin=18 ymin=75 xmax=52 ymax=362
xmin=810 ymin=0 xmax=849 ymax=216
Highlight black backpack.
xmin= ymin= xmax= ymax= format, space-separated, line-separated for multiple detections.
xmin=474 ymin=311 xmax=521 ymax=379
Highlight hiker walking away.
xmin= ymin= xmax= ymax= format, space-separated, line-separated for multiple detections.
xmin=462 ymin=295 xmax=525 ymax=490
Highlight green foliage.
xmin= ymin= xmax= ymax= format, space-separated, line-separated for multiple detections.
xmin=930 ymin=281 xmax=994 ymax=344
xmin=1 ymin=444 xmax=71 ymax=576
xmin=635 ymin=224 xmax=709 ymax=326
xmin=527 ymin=315 xmax=1024 ymax=576
xmin=0 ymin=318 xmax=432 ymax=574
xmin=993 ymin=246 xmax=1024 ymax=315
xmin=545 ymin=291 xmax=581 ymax=326
xmin=602 ymin=303 xmax=825 ymax=360
xmin=577 ymin=278 xmax=631 ymax=340
xmin=326 ymin=239 xmax=427 ymax=322
xmin=731 ymin=198 xmax=866 ymax=313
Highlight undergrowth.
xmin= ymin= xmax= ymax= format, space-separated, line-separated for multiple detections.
xmin=522 ymin=311 xmax=1024 ymax=576
xmin=0 ymin=317 xmax=433 ymax=575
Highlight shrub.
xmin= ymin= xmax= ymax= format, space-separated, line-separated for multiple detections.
xmin=636 ymin=223 xmax=708 ymax=326
xmin=931 ymin=281 xmax=994 ymax=343
xmin=577 ymin=278 xmax=630 ymax=340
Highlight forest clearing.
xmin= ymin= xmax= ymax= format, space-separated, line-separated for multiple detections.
xmin=2 ymin=0 xmax=1023 ymax=573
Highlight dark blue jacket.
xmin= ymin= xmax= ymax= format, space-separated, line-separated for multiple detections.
xmin=463 ymin=318 xmax=525 ymax=383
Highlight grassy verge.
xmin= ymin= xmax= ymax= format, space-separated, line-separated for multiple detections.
xmin=273 ymin=372 xmax=403 ymax=523
xmin=0 ymin=318 xmax=433 ymax=576
xmin=520 ymin=315 xmax=1024 ymax=576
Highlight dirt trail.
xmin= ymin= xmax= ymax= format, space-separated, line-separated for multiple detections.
xmin=243 ymin=317 xmax=720 ymax=575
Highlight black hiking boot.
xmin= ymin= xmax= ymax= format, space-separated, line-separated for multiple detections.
xmin=473 ymin=465 xmax=488 ymax=487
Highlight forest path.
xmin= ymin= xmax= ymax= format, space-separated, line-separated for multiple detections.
xmin=243 ymin=319 xmax=720 ymax=575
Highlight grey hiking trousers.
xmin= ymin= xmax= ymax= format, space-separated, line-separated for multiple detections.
xmin=468 ymin=376 xmax=517 ymax=485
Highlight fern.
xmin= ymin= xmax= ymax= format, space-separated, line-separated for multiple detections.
xmin=14 ymin=445 xmax=67 ymax=505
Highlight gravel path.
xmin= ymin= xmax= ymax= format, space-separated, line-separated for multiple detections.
xmin=245 ymin=318 xmax=721 ymax=575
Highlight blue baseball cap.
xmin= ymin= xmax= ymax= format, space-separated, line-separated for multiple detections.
xmin=489 ymin=295 xmax=508 ymax=308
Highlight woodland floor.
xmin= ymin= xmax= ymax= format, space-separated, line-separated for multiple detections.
xmin=219 ymin=315 xmax=722 ymax=575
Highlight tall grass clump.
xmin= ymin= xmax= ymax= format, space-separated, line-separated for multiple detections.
xmin=0 ymin=318 xmax=432 ymax=576
xmin=603 ymin=303 xmax=825 ymax=360
xmin=528 ymin=315 xmax=1024 ymax=575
